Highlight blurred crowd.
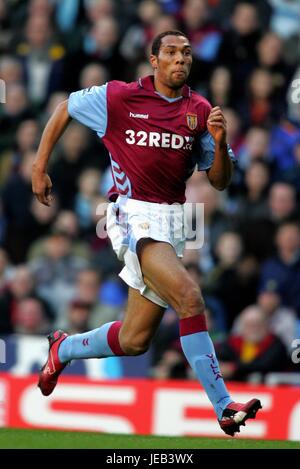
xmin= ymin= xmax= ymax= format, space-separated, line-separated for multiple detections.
xmin=1 ymin=0 xmax=300 ymax=382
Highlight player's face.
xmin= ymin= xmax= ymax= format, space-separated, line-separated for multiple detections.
xmin=151 ymin=35 xmax=193 ymax=90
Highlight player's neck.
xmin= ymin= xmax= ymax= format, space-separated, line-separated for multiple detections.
xmin=153 ymin=77 xmax=183 ymax=99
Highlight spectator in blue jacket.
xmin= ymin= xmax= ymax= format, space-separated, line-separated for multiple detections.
xmin=259 ymin=221 xmax=300 ymax=320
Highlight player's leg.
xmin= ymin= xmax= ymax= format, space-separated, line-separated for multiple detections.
xmin=38 ymin=287 xmax=164 ymax=395
xmin=118 ymin=287 xmax=165 ymax=355
xmin=138 ymin=239 xmax=261 ymax=435
xmin=58 ymin=287 xmax=164 ymax=361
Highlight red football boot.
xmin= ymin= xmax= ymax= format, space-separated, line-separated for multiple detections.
xmin=219 ymin=399 xmax=262 ymax=436
xmin=38 ymin=330 xmax=69 ymax=396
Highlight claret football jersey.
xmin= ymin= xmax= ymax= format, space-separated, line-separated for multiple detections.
xmin=68 ymin=75 xmax=235 ymax=204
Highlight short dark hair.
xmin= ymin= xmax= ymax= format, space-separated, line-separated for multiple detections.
xmin=151 ymin=30 xmax=189 ymax=56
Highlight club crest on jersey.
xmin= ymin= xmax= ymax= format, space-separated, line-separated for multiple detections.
xmin=186 ymin=114 xmax=197 ymax=130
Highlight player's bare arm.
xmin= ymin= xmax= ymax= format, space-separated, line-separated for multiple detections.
xmin=32 ymin=100 xmax=72 ymax=206
xmin=206 ymin=106 xmax=233 ymax=191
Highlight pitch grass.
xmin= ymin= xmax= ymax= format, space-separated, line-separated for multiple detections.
xmin=0 ymin=428 xmax=299 ymax=449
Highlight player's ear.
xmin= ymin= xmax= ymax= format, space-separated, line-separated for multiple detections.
xmin=150 ymin=54 xmax=158 ymax=70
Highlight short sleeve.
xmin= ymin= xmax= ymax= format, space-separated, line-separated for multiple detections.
xmin=68 ymin=84 xmax=108 ymax=138
xmin=195 ymin=131 xmax=237 ymax=171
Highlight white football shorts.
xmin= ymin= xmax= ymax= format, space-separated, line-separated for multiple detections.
xmin=106 ymin=195 xmax=186 ymax=308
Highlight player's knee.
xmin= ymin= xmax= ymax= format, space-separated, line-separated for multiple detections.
xmin=175 ymin=278 xmax=205 ymax=319
xmin=120 ymin=335 xmax=149 ymax=356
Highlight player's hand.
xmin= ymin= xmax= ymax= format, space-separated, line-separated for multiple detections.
xmin=32 ymin=165 xmax=53 ymax=206
xmin=207 ymin=106 xmax=227 ymax=145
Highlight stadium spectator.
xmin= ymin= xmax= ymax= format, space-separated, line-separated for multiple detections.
xmin=259 ymin=221 xmax=300 ymax=319
xmin=0 ymin=118 xmax=40 ymax=187
xmin=27 ymin=0 xmax=55 ymax=19
xmin=268 ymin=182 xmax=298 ymax=222
xmin=39 ymin=91 xmax=69 ymax=128
xmin=0 ymin=265 xmax=54 ymax=334
xmin=73 ymin=268 xmax=101 ymax=304
xmin=181 ymin=0 xmax=222 ymax=85
xmin=63 ymin=269 xmax=123 ymax=329
xmin=49 ymin=123 xmax=91 ymax=210
xmin=73 ymin=15 xmax=125 ymax=84
xmin=240 ymin=182 xmax=298 ymax=261
xmin=55 ymin=0 xmax=83 ymax=35
xmin=0 ymin=0 xmax=12 ymax=52
xmin=64 ymin=299 xmax=93 ymax=334
xmin=95 ymin=278 xmax=126 ymax=324
xmin=0 ymin=55 xmax=23 ymax=86
xmin=237 ymin=126 xmax=271 ymax=171
xmin=0 ymin=83 xmax=32 ymax=152
xmin=212 ymin=0 xmax=272 ymax=30
xmin=151 ymin=340 xmax=189 ymax=379
xmin=14 ymin=297 xmax=51 ymax=335
xmin=1 ymin=150 xmax=36 ymax=262
xmin=205 ymin=231 xmax=258 ymax=327
xmin=14 ymin=14 xmax=66 ymax=106
xmin=149 ymin=15 xmax=179 ymax=54
xmin=217 ymin=2 xmax=262 ymax=99
xmin=221 ymin=108 xmax=244 ymax=154
xmin=235 ymin=161 xmax=270 ymax=221
xmin=216 ymin=305 xmax=289 ymax=381
xmin=237 ymin=68 xmax=282 ymax=127
xmin=74 ymin=168 xmax=102 ymax=232
xmin=29 ymin=230 xmax=89 ymax=315
xmin=256 ymin=32 xmax=295 ymax=100
xmin=269 ymin=0 xmax=300 ymax=40
xmin=27 ymin=210 xmax=91 ymax=263
xmin=269 ymin=117 xmax=300 ymax=174
xmin=84 ymin=0 xmax=115 ymax=24
xmin=23 ymin=193 xmax=59 ymax=255
xmin=79 ymin=63 xmax=109 ymax=89
xmin=13 ymin=119 xmax=40 ymax=154
xmin=53 ymin=211 xmax=91 ymax=257
xmin=257 ymin=283 xmax=297 ymax=350
xmin=119 ymin=0 xmax=162 ymax=63
xmin=207 ymin=66 xmax=232 ymax=108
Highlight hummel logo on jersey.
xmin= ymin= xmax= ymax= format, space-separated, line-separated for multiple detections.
xmin=129 ymin=112 xmax=149 ymax=119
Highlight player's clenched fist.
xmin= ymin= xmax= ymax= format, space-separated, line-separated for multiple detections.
xmin=207 ymin=106 xmax=227 ymax=145
xmin=32 ymin=165 xmax=53 ymax=206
